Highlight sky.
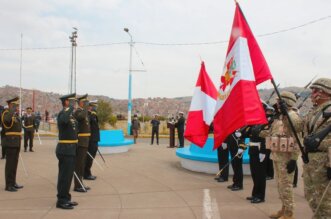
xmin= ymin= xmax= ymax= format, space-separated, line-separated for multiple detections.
xmin=0 ymin=0 xmax=330 ymax=99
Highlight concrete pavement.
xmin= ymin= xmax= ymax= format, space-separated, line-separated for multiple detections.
xmin=0 ymin=137 xmax=313 ymax=219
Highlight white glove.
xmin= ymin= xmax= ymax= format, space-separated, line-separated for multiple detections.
xmin=237 ymin=148 xmax=244 ymax=155
xmin=259 ymin=153 xmax=266 ymax=162
xmin=221 ymin=143 xmax=227 ymax=149
xmin=235 ymin=131 xmax=242 ymax=138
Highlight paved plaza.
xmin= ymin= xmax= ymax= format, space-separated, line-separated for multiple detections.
xmin=0 ymin=137 xmax=313 ymax=219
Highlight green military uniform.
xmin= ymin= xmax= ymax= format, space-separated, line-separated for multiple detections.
xmin=22 ymin=107 xmax=36 ymax=152
xmin=261 ymin=91 xmax=303 ymax=219
xmin=1 ymin=97 xmax=23 ymax=192
xmin=73 ymin=94 xmax=91 ymax=192
xmin=84 ymin=100 xmax=100 ymax=180
xmin=303 ymin=78 xmax=331 ymax=219
xmin=56 ymin=93 xmax=78 ymax=209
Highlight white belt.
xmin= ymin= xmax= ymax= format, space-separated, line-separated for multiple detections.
xmin=249 ymin=142 xmax=261 ymax=147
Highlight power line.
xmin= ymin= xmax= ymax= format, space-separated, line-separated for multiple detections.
xmin=0 ymin=15 xmax=330 ymax=51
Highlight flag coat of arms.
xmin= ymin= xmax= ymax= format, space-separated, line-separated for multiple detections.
xmin=213 ymin=3 xmax=273 ymax=149
xmin=184 ymin=62 xmax=218 ymax=147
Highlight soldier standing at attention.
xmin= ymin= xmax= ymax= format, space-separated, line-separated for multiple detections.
xmin=150 ymin=114 xmax=160 ymax=145
xmin=227 ymin=131 xmax=245 ymax=191
xmin=214 ymin=135 xmax=231 ymax=183
xmin=73 ymin=94 xmax=91 ymax=192
xmin=22 ymin=107 xmax=36 ymax=152
xmin=302 ymin=78 xmax=331 ymax=218
xmin=263 ymin=91 xmax=302 ymax=219
xmin=56 ymin=93 xmax=78 ymax=209
xmin=0 ymin=105 xmax=6 ymax=159
xmin=1 ymin=97 xmax=24 ymax=192
xmin=175 ymin=112 xmax=185 ymax=148
xmin=131 ymin=114 xmax=140 ymax=144
xmin=84 ymin=100 xmax=100 ymax=181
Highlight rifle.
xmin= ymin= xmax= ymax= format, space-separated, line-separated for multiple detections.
xmin=297 ymin=93 xmax=311 ymax=109
xmin=266 ymin=83 xmax=280 ymax=104
xmin=270 ymin=79 xmax=309 ymax=163
xmin=295 ymin=74 xmax=318 ymax=99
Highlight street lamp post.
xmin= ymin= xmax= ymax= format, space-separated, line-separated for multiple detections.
xmin=124 ymin=28 xmax=133 ymax=135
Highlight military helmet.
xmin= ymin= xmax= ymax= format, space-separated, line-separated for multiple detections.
xmin=279 ymin=91 xmax=296 ymax=107
xmin=310 ymin=78 xmax=331 ymax=95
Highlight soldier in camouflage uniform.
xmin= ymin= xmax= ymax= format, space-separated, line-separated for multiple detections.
xmin=73 ymin=94 xmax=91 ymax=192
xmin=261 ymin=91 xmax=303 ymax=219
xmin=303 ymin=78 xmax=331 ymax=219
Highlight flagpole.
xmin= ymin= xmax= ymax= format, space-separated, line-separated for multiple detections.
xmin=270 ymin=79 xmax=309 ymax=163
xmin=19 ymin=33 xmax=23 ymax=116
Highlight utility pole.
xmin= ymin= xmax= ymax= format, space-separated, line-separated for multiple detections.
xmin=69 ymin=28 xmax=78 ymax=93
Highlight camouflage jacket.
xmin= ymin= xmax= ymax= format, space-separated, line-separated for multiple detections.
xmin=304 ymin=100 xmax=331 ymax=167
xmin=260 ymin=109 xmax=303 ymax=161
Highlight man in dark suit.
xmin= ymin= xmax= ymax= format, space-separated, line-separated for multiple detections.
xmin=175 ymin=112 xmax=185 ymax=147
xmin=150 ymin=114 xmax=160 ymax=145
xmin=22 ymin=107 xmax=36 ymax=152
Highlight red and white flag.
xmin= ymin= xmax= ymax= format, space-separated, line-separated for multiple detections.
xmin=184 ymin=62 xmax=218 ymax=147
xmin=213 ymin=3 xmax=273 ymax=149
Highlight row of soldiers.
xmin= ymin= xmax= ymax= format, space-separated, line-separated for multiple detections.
xmin=215 ymin=78 xmax=331 ymax=219
xmin=56 ymin=93 xmax=100 ymax=209
xmin=0 ymin=93 xmax=100 ymax=210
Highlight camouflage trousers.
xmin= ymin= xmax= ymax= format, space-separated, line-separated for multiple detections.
xmin=303 ymin=153 xmax=331 ymax=219
xmin=274 ymin=157 xmax=295 ymax=215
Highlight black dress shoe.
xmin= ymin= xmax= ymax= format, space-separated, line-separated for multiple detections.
xmin=84 ymin=175 xmax=96 ymax=180
xmin=84 ymin=186 xmax=91 ymax=190
xmin=246 ymin=196 xmax=255 ymax=201
xmin=29 ymin=149 xmax=34 ymax=152
xmin=217 ymin=178 xmax=228 ymax=183
xmin=74 ymin=188 xmax=87 ymax=193
xmin=5 ymin=187 xmax=17 ymax=192
xmin=14 ymin=184 xmax=24 ymax=189
xmin=56 ymin=203 xmax=74 ymax=210
xmin=293 ymin=184 xmax=297 ymax=188
xmin=231 ymin=185 xmax=243 ymax=191
xmin=227 ymin=184 xmax=234 ymax=189
xmin=266 ymin=176 xmax=274 ymax=180
xmin=251 ymin=197 xmax=265 ymax=204
xmin=67 ymin=201 xmax=78 ymax=206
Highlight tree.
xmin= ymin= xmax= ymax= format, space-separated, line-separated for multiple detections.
xmin=97 ymin=100 xmax=113 ymax=129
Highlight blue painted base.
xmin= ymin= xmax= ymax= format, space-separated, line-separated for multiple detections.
xmin=98 ymin=130 xmax=134 ymax=147
xmin=176 ymin=137 xmax=250 ymax=164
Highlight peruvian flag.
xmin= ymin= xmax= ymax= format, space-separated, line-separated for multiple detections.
xmin=213 ymin=3 xmax=273 ymax=149
xmin=184 ymin=62 xmax=218 ymax=147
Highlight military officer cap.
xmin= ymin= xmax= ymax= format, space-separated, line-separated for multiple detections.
xmin=59 ymin=93 xmax=76 ymax=102
xmin=77 ymin=94 xmax=88 ymax=102
xmin=310 ymin=78 xmax=331 ymax=95
xmin=6 ymin=96 xmax=19 ymax=105
xmin=89 ymin=100 xmax=98 ymax=106
xmin=26 ymin=106 xmax=32 ymax=110
xmin=179 ymin=111 xmax=184 ymax=115
xmin=279 ymin=91 xmax=297 ymax=107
